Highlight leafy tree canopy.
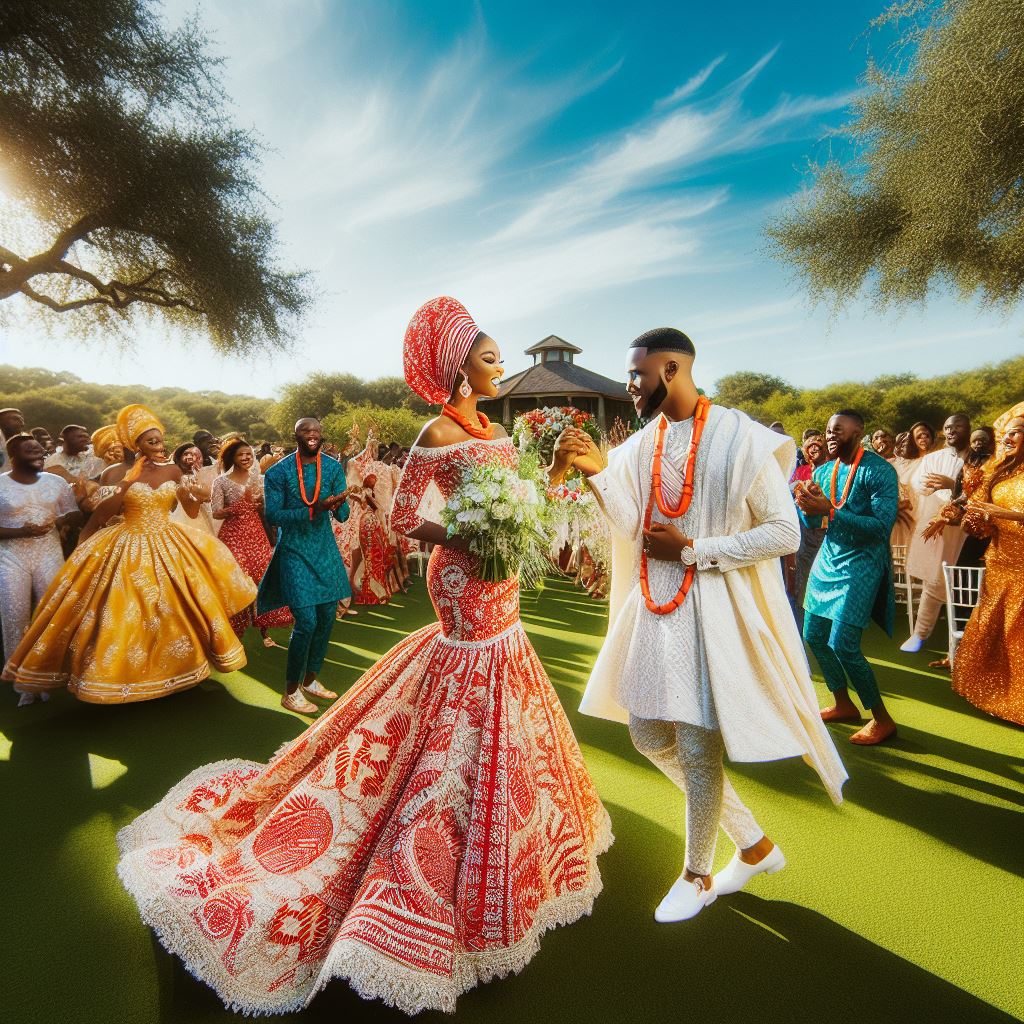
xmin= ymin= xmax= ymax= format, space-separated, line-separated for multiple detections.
xmin=766 ymin=0 xmax=1024 ymax=311
xmin=0 ymin=0 xmax=311 ymax=351
xmin=713 ymin=355 xmax=1024 ymax=439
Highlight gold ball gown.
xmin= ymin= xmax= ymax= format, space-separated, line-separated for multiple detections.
xmin=2 ymin=479 xmax=258 ymax=703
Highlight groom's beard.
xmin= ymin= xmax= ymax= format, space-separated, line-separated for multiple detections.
xmin=639 ymin=380 xmax=668 ymax=423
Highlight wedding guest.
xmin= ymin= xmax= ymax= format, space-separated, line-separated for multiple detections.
xmin=791 ymin=432 xmax=828 ymax=627
xmin=952 ymin=413 xmax=1024 ymax=723
xmin=909 ymin=420 xmax=937 ymax=456
xmin=871 ymin=428 xmax=896 ymax=460
xmin=902 ymin=414 xmax=971 ymax=652
xmin=2 ymin=405 xmax=256 ymax=704
xmin=211 ymin=439 xmax=291 ymax=647
xmin=171 ymin=443 xmax=216 ymax=535
xmin=796 ymin=411 xmax=900 ymax=744
xmin=0 ymin=407 xmax=26 ymax=473
xmin=44 ymin=425 xmax=105 ymax=488
xmin=0 ymin=434 xmax=82 ymax=703
xmin=193 ymin=430 xmax=221 ymax=467
xmin=29 ymin=427 xmax=56 ymax=455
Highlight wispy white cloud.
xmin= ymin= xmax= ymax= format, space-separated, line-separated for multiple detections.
xmin=655 ymin=55 xmax=727 ymax=109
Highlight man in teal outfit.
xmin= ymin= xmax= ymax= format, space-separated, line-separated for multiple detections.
xmin=258 ymin=417 xmax=351 ymax=714
xmin=795 ymin=410 xmax=900 ymax=746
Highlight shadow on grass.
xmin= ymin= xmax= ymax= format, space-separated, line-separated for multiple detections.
xmin=150 ymin=805 xmax=1017 ymax=1024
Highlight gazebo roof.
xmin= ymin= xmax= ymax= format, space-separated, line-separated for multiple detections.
xmin=485 ymin=360 xmax=629 ymax=401
xmin=524 ymin=334 xmax=583 ymax=356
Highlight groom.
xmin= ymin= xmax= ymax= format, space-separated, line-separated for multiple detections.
xmin=259 ymin=417 xmax=351 ymax=714
xmin=570 ymin=327 xmax=846 ymax=922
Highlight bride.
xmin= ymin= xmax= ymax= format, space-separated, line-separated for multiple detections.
xmin=116 ymin=296 xmax=612 ymax=1015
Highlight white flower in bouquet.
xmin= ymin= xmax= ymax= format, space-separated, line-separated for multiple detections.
xmin=441 ymin=452 xmax=551 ymax=588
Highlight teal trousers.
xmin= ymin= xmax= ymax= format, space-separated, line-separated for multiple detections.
xmin=803 ymin=613 xmax=882 ymax=710
xmin=285 ymin=602 xmax=335 ymax=686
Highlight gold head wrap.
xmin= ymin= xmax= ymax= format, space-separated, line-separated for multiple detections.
xmin=116 ymin=404 xmax=164 ymax=452
xmin=90 ymin=424 xmax=120 ymax=459
xmin=993 ymin=401 xmax=1024 ymax=440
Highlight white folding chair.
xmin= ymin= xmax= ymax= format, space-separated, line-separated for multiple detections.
xmin=406 ymin=543 xmax=432 ymax=576
xmin=891 ymin=544 xmax=916 ymax=635
xmin=942 ymin=562 xmax=986 ymax=670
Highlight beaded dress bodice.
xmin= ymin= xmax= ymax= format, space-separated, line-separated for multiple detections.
xmin=392 ymin=438 xmax=520 ymax=643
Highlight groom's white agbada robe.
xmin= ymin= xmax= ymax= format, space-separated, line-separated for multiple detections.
xmin=581 ymin=405 xmax=847 ymax=804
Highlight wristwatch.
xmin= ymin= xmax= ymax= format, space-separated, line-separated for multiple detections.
xmin=680 ymin=544 xmax=697 ymax=567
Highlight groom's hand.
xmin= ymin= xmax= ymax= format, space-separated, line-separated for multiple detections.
xmin=643 ymin=522 xmax=691 ymax=561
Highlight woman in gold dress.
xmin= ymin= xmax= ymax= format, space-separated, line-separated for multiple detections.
xmin=952 ymin=411 xmax=1024 ymax=725
xmin=2 ymin=405 xmax=258 ymax=704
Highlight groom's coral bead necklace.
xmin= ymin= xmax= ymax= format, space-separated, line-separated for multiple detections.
xmin=828 ymin=446 xmax=864 ymax=519
xmin=295 ymin=449 xmax=322 ymax=520
xmin=640 ymin=395 xmax=711 ymax=615
xmin=442 ymin=403 xmax=494 ymax=440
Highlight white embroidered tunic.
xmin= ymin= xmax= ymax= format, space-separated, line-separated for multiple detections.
xmin=582 ymin=405 xmax=846 ymax=803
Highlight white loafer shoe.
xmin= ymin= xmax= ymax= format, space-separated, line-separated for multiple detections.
xmin=899 ymin=635 xmax=924 ymax=653
xmin=301 ymin=679 xmax=337 ymax=700
xmin=281 ymin=690 xmax=319 ymax=715
xmin=654 ymin=872 xmax=717 ymax=923
xmin=714 ymin=844 xmax=786 ymax=896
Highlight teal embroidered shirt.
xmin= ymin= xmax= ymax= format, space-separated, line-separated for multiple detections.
xmin=799 ymin=449 xmax=899 ymax=634
xmin=256 ymin=454 xmax=351 ymax=613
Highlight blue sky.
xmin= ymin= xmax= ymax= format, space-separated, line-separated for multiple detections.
xmin=1 ymin=0 xmax=1019 ymax=397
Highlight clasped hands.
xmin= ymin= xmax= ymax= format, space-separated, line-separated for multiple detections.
xmin=551 ymin=428 xmax=604 ymax=478
xmin=794 ymin=480 xmax=832 ymax=518
xmin=314 ymin=488 xmax=350 ymax=513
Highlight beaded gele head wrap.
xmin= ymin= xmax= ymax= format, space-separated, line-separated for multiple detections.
xmin=994 ymin=401 xmax=1024 ymax=440
xmin=90 ymin=424 xmax=120 ymax=459
xmin=116 ymin=404 xmax=164 ymax=452
xmin=403 ymin=296 xmax=481 ymax=405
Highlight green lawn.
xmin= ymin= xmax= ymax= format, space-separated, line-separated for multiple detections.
xmin=2 ymin=576 xmax=1021 ymax=1024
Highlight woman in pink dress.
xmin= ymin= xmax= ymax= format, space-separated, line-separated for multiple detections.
xmin=211 ymin=439 xmax=292 ymax=646
xmin=116 ymin=297 xmax=611 ymax=1015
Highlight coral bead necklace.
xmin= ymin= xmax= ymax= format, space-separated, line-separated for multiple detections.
xmin=295 ymin=449 xmax=322 ymax=520
xmin=822 ymin=446 xmax=864 ymax=526
xmin=640 ymin=395 xmax=711 ymax=615
xmin=442 ymin=403 xmax=494 ymax=441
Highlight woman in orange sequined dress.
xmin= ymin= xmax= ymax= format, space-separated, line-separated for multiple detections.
xmin=2 ymin=405 xmax=257 ymax=704
xmin=952 ymin=412 xmax=1024 ymax=724
xmin=115 ymin=298 xmax=611 ymax=1015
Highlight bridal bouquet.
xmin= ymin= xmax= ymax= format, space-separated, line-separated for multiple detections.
xmin=512 ymin=406 xmax=601 ymax=467
xmin=441 ymin=452 xmax=551 ymax=587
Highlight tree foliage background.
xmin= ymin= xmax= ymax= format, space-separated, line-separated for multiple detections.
xmin=0 ymin=0 xmax=310 ymax=351
xmin=766 ymin=0 xmax=1024 ymax=311
xmin=2 ymin=356 xmax=1018 ymax=451
xmin=712 ymin=355 xmax=1023 ymax=439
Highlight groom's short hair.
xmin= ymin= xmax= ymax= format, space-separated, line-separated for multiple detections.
xmin=628 ymin=327 xmax=696 ymax=356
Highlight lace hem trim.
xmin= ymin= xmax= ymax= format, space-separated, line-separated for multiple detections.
xmin=117 ymin=792 xmax=613 ymax=1017
xmin=4 ymin=643 xmax=244 ymax=695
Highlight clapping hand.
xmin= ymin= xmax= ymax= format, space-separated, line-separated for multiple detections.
xmin=22 ymin=519 xmax=54 ymax=537
xmin=794 ymin=481 xmax=832 ymax=517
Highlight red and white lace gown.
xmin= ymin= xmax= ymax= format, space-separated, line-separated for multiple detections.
xmin=211 ymin=475 xmax=292 ymax=637
xmin=116 ymin=437 xmax=612 ymax=1016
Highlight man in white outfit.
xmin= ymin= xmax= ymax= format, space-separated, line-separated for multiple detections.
xmin=569 ymin=327 xmax=846 ymax=923
xmin=0 ymin=434 xmax=82 ymax=703
xmin=901 ymin=413 xmax=971 ymax=652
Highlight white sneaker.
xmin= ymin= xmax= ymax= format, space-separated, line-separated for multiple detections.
xmin=654 ymin=872 xmax=717 ymax=923
xmin=281 ymin=690 xmax=318 ymax=715
xmin=301 ymin=679 xmax=337 ymax=700
xmin=714 ymin=844 xmax=786 ymax=896
xmin=16 ymin=692 xmax=36 ymax=708
xmin=899 ymin=635 xmax=924 ymax=653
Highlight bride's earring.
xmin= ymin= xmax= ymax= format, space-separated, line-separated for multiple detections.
xmin=459 ymin=372 xmax=473 ymax=399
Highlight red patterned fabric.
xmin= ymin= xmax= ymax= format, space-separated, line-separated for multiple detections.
xmin=403 ymin=296 xmax=480 ymax=405
xmin=212 ymin=477 xmax=292 ymax=636
xmin=117 ymin=438 xmax=611 ymax=1016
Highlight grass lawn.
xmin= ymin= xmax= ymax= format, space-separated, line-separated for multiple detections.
xmin=1 ymin=575 xmax=1021 ymax=1024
